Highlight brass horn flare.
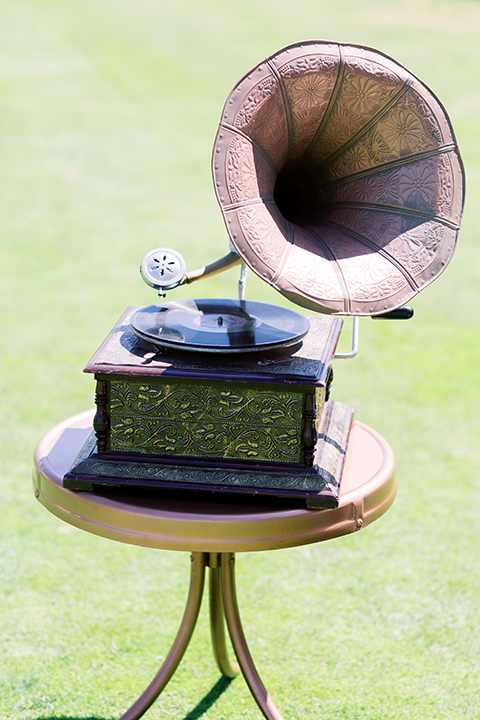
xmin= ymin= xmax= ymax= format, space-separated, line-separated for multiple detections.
xmin=212 ymin=40 xmax=465 ymax=315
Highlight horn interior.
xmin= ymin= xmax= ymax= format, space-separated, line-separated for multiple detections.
xmin=212 ymin=41 xmax=465 ymax=315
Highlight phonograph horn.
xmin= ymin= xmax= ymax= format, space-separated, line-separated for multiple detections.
xmin=210 ymin=40 xmax=465 ymax=316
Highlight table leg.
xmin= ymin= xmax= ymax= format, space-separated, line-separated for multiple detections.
xmin=208 ymin=553 xmax=240 ymax=678
xmin=220 ymin=553 xmax=285 ymax=720
xmin=116 ymin=551 xmax=285 ymax=720
xmin=118 ymin=552 xmax=207 ymax=720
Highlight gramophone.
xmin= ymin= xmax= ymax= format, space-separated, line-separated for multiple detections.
xmin=64 ymin=40 xmax=464 ymax=508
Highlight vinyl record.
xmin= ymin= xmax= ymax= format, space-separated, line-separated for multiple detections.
xmin=130 ymin=299 xmax=310 ymax=353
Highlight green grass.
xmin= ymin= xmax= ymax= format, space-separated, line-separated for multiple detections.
xmin=1 ymin=0 xmax=479 ymax=718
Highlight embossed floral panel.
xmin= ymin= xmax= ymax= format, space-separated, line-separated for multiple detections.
xmin=107 ymin=378 xmax=325 ymax=465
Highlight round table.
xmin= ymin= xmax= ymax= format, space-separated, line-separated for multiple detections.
xmin=33 ymin=410 xmax=396 ymax=720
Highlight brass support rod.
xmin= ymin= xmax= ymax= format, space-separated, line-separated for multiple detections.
xmin=118 ymin=552 xmax=207 ymax=720
xmin=220 ymin=553 xmax=285 ymax=720
xmin=183 ymin=251 xmax=243 ymax=285
xmin=208 ymin=553 xmax=240 ymax=678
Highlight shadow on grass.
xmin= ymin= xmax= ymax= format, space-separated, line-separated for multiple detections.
xmin=34 ymin=675 xmax=235 ymax=720
xmin=181 ymin=675 xmax=234 ymax=720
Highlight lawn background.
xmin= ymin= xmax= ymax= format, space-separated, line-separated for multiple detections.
xmin=1 ymin=0 xmax=479 ymax=718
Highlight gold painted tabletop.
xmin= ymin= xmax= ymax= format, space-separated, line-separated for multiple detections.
xmin=33 ymin=410 xmax=396 ymax=552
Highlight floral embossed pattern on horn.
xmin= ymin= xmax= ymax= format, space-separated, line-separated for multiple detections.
xmin=212 ymin=41 xmax=465 ymax=315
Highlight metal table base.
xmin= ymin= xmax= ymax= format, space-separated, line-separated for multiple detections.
xmin=119 ymin=551 xmax=282 ymax=720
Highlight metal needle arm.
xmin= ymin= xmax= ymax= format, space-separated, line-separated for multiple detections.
xmin=183 ymin=251 xmax=243 ymax=285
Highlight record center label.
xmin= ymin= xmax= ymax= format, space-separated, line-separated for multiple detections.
xmin=190 ymin=312 xmax=260 ymax=333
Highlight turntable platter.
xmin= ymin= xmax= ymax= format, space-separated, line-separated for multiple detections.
xmin=130 ymin=299 xmax=310 ymax=353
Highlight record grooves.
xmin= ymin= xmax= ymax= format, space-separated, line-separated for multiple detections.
xmin=130 ymin=298 xmax=310 ymax=353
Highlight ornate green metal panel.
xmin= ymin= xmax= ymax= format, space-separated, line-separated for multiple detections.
xmin=106 ymin=379 xmax=324 ymax=464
